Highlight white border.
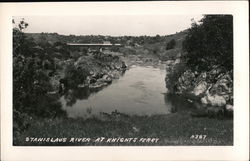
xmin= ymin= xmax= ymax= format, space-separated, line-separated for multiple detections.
xmin=0 ymin=2 xmax=249 ymax=161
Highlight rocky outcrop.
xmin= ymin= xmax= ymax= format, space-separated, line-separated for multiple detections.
xmin=176 ymin=70 xmax=195 ymax=94
xmin=201 ymin=91 xmax=227 ymax=107
xmin=173 ymin=67 xmax=233 ymax=114
xmin=192 ymin=81 xmax=207 ymax=96
xmin=49 ymin=51 xmax=127 ymax=93
xmin=73 ymin=52 xmax=127 ymax=90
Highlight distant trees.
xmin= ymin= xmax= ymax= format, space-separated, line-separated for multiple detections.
xmin=166 ymin=39 xmax=176 ymax=50
xmin=154 ymin=34 xmax=161 ymax=42
xmin=183 ymin=15 xmax=233 ymax=72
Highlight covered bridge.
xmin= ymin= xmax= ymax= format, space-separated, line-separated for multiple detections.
xmin=67 ymin=42 xmax=122 ymax=52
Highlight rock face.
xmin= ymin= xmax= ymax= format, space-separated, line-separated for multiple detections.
xmin=102 ymin=75 xmax=112 ymax=83
xmin=225 ymin=104 xmax=233 ymax=112
xmin=176 ymin=70 xmax=195 ymax=94
xmin=51 ymin=51 xmax=127 ymax=92
xmin=173 ymin=68 xmax=233 ymax=112
xmin=201 ymin=92 xmax=227 ymax=107
xmin=192 ymin=81 xmax=207 ymax=96
xmin=73 ymin=52 xmax=126 ymax=90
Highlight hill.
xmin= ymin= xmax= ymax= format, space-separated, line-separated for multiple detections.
xmin=25 ymin=30 xmax=188 ymax=61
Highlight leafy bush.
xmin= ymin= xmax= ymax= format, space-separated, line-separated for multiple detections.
xmin=182 ymin=15 xmax=233 ymax=72
xmin=64 ymin=64 xmax=89 ymax=88
xmin=166 ymin=39 xmax=176 ymax=50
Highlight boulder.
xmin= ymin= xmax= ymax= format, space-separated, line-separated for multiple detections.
xmin=192 ymin=81 xmax=208 ymax=96
xmin=174 ymin=58 xmax=181 ymax=64
xmin=209 ymin=72 xmax=233 ymax=104
xmin=211 ymin=79 xmax=232 ymax=95
xmin=176 ymin=70 xmax=195 ymax=93
xmin=201 ymin=93 xmax=226 ymax=107
xmin=201 ymin=96 xmax=209 ymax=105
xmin=225 ymin=104 xmax=233 ymax=112
xmin=102 ymin=74 xmax=112 ymax=83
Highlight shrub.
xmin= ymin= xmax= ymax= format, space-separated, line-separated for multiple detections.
xmin=64 ymin=64 xmax=89 ymax=88
xmin=166 ymin=39 xmax=176 ymax=50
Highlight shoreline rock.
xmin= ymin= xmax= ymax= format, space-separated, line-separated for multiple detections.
xmin=168 ymin=64 xmax=233 ymax=116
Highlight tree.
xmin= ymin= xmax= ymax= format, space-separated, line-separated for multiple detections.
xmin=13 ymin=19 xmax=63 ymax=118
xmin=154 ymin=34 xmax=161 ymax=42
xmin=166 ymin=39 xmax=176 ymax=50
xmin=182 ymin=15 xmax=233 ymax=72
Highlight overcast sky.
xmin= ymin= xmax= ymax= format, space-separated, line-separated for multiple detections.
xmin=14 ymin=15 xmax=203 ymax=36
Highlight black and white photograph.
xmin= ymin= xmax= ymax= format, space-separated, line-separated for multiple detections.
xmin=0 ymin=1 xmax=249 ymax=161
xmin=12 ymin=14 xmax=234 ymax=146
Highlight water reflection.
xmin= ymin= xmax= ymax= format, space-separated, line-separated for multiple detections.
xmin=62 ymin=70 xmax=126 ymax=107
xmin=63 ymin=87 xmax=102 ymax=106
xmin=163 ymin=93 xmax=198 ymax=114
xmin=60 ymin=65 xmax=171 ymax=118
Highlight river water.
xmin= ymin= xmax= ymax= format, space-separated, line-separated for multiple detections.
xmin=60 ymin=64 xmax=195 ymax=118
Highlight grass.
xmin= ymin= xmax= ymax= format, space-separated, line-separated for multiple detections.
xmin=14 ymin=111 xmax=233 ymax=146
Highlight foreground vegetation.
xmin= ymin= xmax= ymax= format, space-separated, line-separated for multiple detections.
xmin=15 ymin=99 xmax=233 ymax=146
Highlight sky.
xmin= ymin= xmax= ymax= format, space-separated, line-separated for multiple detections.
xmin=14 ymin=15 xmax=203 ymax=36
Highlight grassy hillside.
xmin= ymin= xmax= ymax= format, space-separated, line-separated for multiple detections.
xmin=25 ymin=30 xmax=188 ymax=61
xmin=158 ymin=30 xmax=187 ymax=60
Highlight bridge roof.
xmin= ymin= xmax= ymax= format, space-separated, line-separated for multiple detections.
xmin=67 ymin=43 xmax=122 ymax=46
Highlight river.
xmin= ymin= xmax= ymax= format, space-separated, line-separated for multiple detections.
xmin=60 ymin=64 xmax=198 ymax=118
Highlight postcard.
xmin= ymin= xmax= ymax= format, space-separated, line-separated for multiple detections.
xmin=0 ymin=1 xmax=249 ymax=161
